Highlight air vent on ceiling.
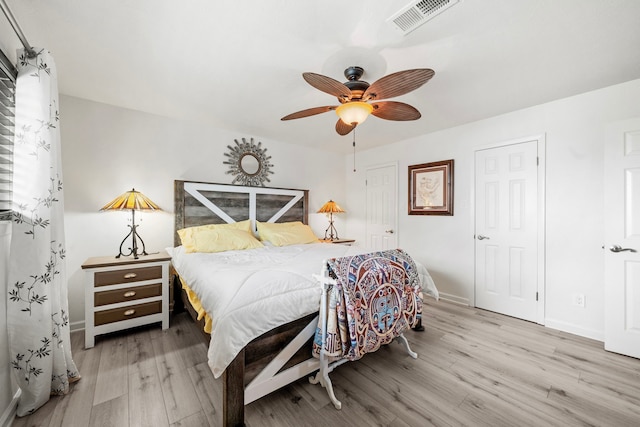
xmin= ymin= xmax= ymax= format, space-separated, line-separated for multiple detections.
xmin=388 ymin=0 xmax=460 ymax=35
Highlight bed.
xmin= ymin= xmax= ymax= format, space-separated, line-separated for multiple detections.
xmin=170 ymin=180 xmax=438 ymax=426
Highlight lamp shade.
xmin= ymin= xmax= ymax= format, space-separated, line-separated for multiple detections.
xmin=335 ymin=102 xmax=373 ymax=125
xmin=317 ymin=200 xmax=345 ymax=214
xmin=100 ymin=188 xmax=161 ymax=212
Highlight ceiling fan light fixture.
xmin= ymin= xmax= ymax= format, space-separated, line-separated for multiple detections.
xmin=283 ymin=66 xmax=433 ymax=135
xmin=335 ymin=101 xmax=373 ymax=125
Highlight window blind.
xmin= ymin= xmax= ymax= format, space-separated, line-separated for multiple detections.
xmin=0 ymin=49 xmax=16 ymax=221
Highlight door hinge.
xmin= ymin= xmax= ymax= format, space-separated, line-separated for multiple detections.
xmin=536 ymin=157 xmax=539 ymax=166
xmin=536 ymin=291 xmax=539 ymax=301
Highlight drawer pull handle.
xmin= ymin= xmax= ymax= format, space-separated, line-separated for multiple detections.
xmin=123 ymin=291 xmax=136 ymax=298
xmin=123 ymin=273 xmax=137 ymax=279
xmin=123 ymin=309 xmax=136 ymax=316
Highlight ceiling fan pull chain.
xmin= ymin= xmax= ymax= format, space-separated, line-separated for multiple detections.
xmin=353 ymin=127 xmax=356 ymax=172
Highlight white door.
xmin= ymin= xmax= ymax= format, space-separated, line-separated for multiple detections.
xmin=366 ymin=164 xmax=398 ymax=250
xmin=604 ymin=117 xmax=640 ymax=359
xmin=475 ymin=140 xmax=540 ymax=322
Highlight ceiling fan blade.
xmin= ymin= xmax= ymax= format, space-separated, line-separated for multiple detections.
xmin=363 ymin=69 xmax=435 ymax=101
xmin=336 ymin=119 xmax=356 ymax=136
xmin=281 ymin=106 xmax=336 ymax=120
xmin=303 ymin=72 xmax=352 ymax=99
xmin=371 ymin=101 xmax=421 ymax=121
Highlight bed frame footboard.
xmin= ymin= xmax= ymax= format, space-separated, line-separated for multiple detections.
xmin=244 ymin=315 xmax=320 ymax=405
xmin=179 ymin=276 xmax=320 ymax=426
xmin=222 ymin=313 xmax=319 ymax=427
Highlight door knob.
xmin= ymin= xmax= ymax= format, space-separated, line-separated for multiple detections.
xmin=477 ymin=235 xmax=490 ymax=240
xmin=385 ymin=230 xmax=394 ymax=234
xmin=610 ymin=244 xmax=637 ymax=253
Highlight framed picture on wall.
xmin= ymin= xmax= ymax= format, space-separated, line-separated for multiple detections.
xmin=408 ymin=159 xmax=454 ymax=215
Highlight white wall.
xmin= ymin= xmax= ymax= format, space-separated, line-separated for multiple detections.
xmin=59 ymin=95 xmax=347 ymax=329
xmin=344 ymin=78 xmax=640 ymax=341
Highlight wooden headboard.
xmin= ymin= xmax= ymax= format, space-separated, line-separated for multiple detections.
xmin=174 ymin=180 xmax=309 ymax=246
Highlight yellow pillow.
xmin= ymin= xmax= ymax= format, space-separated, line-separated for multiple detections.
xmin=183 ymin=228 xmax=263 ymax=253
xmin=177 ymin=220 xmax=253 ymax=252
xmin=256 ymin=221 xmax=319 ymax=247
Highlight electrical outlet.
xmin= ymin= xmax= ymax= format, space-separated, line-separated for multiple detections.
xmin=573 ymin=293 xmax=585 ymax=308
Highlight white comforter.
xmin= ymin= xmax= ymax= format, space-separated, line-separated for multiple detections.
xmin=168 ymin=243 xmax=438 ymax=378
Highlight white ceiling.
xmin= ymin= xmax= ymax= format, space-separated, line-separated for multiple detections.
xmin=2 ymin=0 xmax=640 ymax=153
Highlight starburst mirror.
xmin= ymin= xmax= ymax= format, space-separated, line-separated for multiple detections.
xmin=223 ymin=137 xmax=274 ymax=186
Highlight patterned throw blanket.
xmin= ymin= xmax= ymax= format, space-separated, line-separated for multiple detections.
xmin=312 ymin=249 xmax=423 ymax=361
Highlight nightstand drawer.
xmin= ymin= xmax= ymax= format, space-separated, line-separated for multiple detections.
xmin=95 ymin=301 xmax=162 ymax=326
xmin=95 ymin=283 xmax=162 ymax=306
xmin=94 ymin=265 xmax=162 ymax=287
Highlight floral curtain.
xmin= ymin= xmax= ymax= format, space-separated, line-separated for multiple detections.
xmin=7 ymin=48 xmax=80 ymax=416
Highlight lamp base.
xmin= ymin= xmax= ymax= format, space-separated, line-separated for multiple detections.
xmin=115 ymin=209 xmax=148 ymax=259
xmin=324 ymin=218 xmax=340 ymax=241
xmin=116 ymin=223 xmax=148 ymax=259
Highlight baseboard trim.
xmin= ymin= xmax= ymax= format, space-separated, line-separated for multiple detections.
xmin=70 ymin=320 xmax=85 ymax=332
xmin=0 ymin=389 xmax=21 ymax=427
xmin=438 ymin=292 xmax=470 ymax=306
xmin=544 ymin=318 xmax=604 ymax=342
xmin=435 ymin=294 xmax=604 ymax=343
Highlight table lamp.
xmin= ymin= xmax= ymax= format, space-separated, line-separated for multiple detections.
xmin=317 ymin=200 xmax=345 ymax=240
xmin=100 ymin=188 xmax=161 ymax=259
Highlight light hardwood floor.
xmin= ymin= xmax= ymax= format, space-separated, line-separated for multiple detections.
xmin=12 ymin=300 xmax=640 ymax=427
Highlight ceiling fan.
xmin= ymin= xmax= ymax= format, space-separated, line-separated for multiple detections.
xmin=281 ymin=66 xmax=435 ymax=136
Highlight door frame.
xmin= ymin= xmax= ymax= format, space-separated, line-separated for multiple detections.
xmin=472 ymin=134 xmax=547 ymax=325
xmin=365 ymin=161 xmax=399 ymax=248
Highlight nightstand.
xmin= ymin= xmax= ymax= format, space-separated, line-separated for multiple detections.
xmin=82 ymin=251 xmax=171 ymax=348
xmin=320 ymin=238 xmax=355 ymax=245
